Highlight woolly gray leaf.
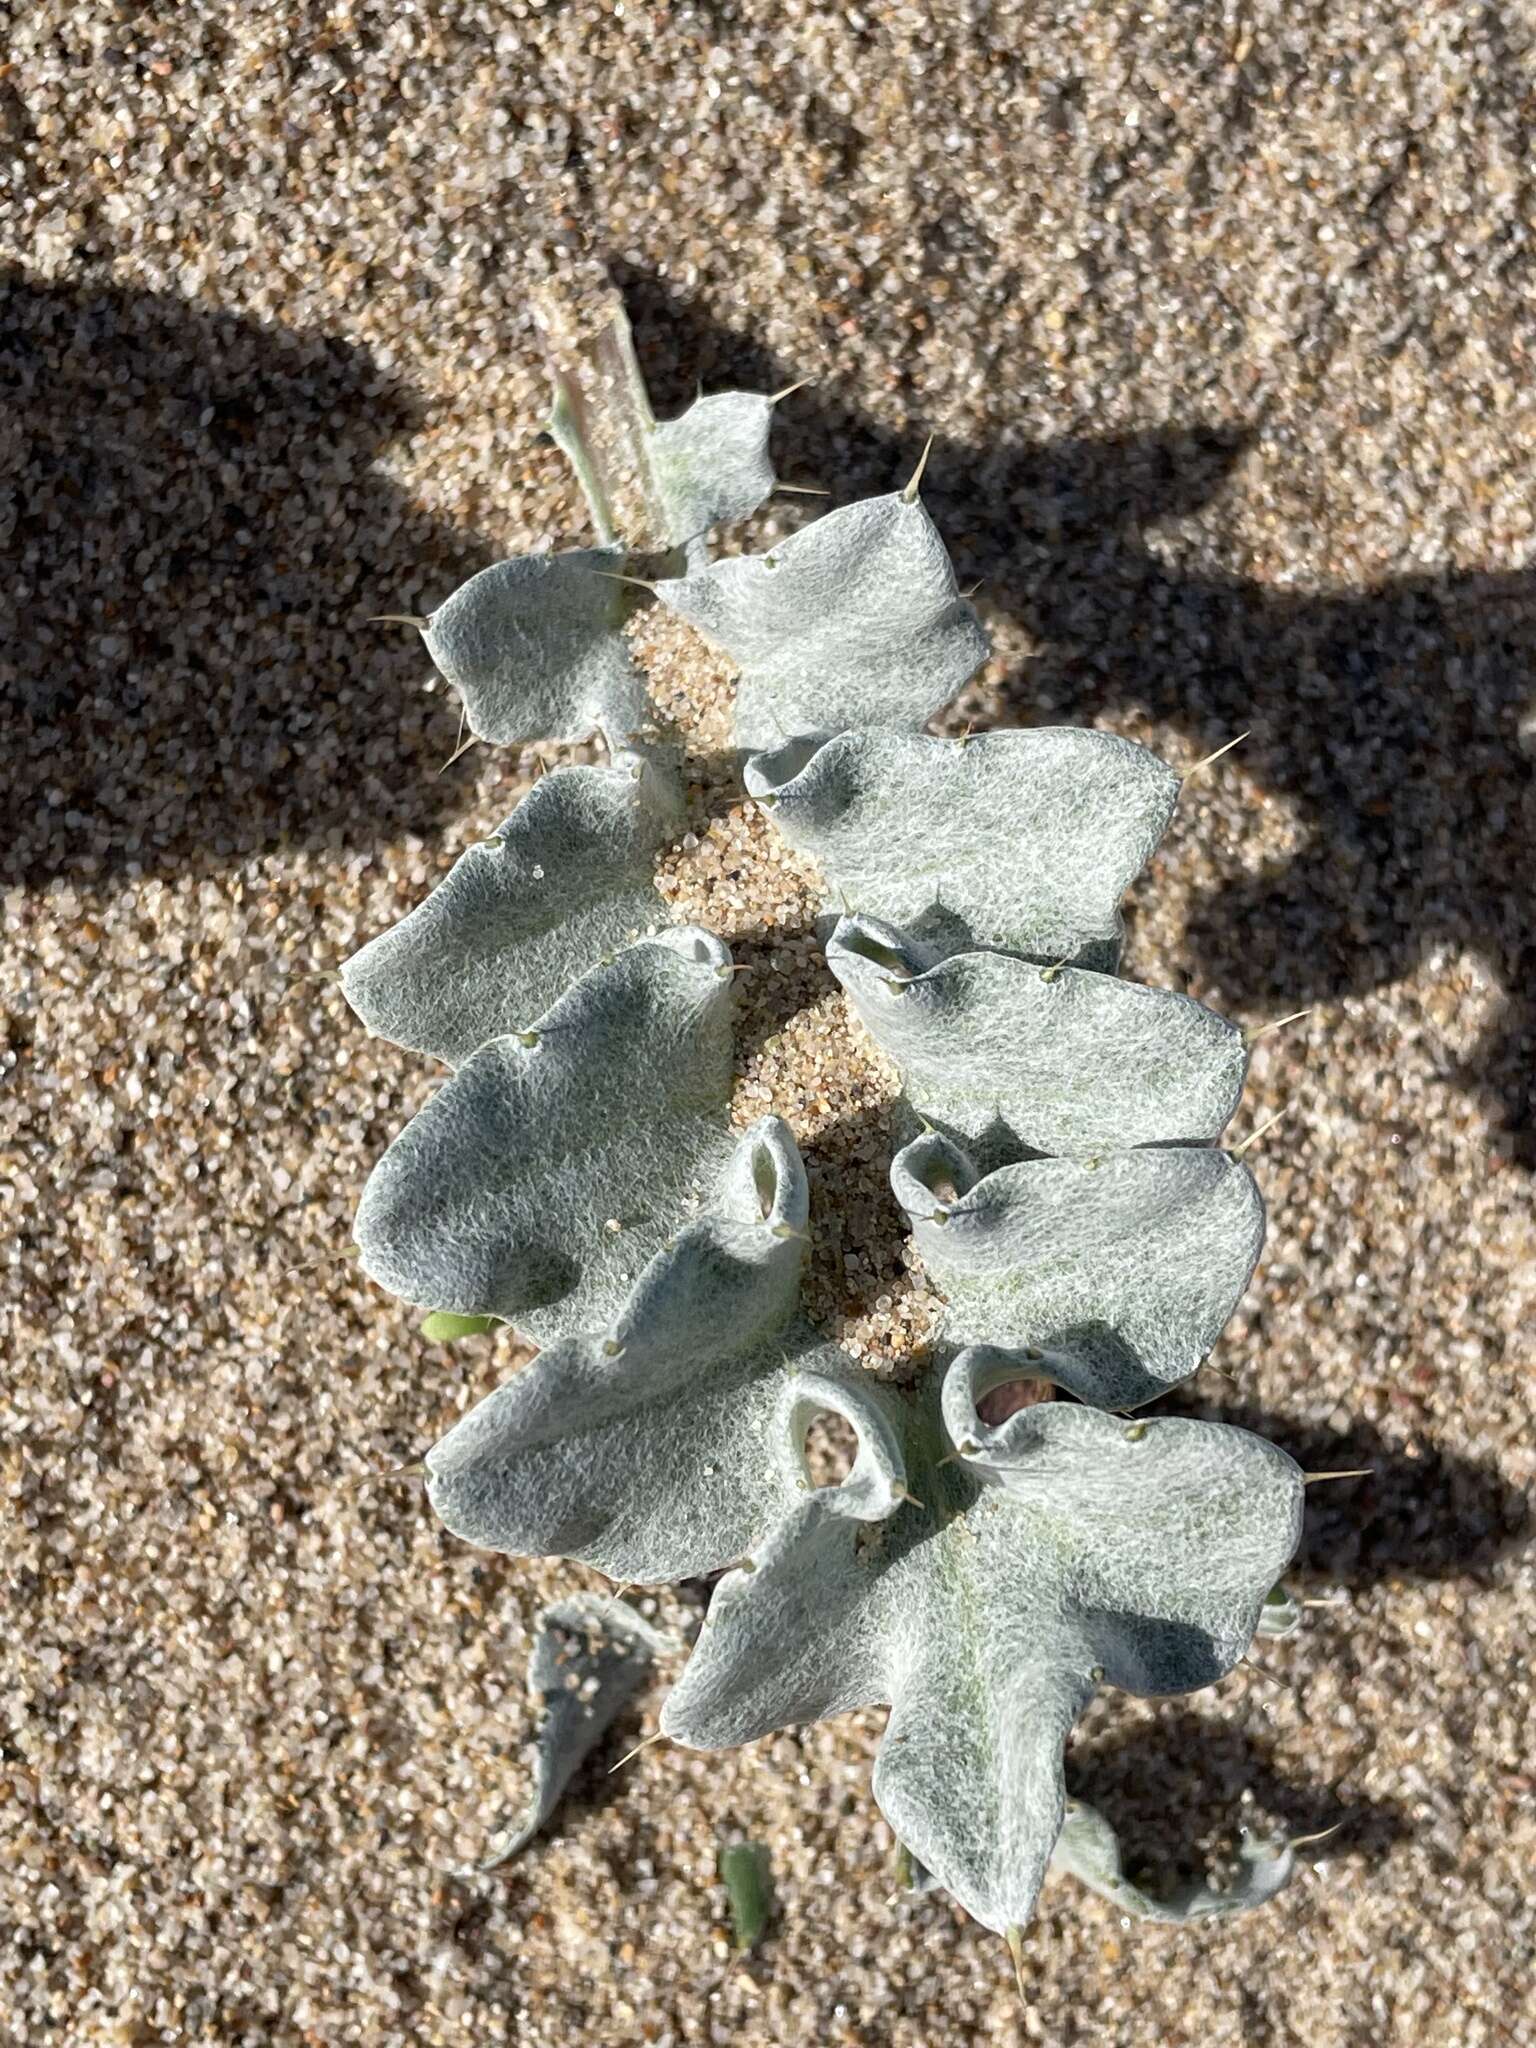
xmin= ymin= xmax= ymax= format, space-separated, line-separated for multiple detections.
xmin=891 ymin=1132 xmax=1264 ymax=1409
xmin=422 ymin=549 xmax=649 ymax=749
xmin=341 ymin=758 xmax=685 ymax=1067
xmin=654 ymin=494 xmax=988 ymax=750
xmin=459 ymin=1593 xmax=671 ymax=1874
xmin=648 ymin=393 xmax=777 ymax=544
xmin=665 ymin=1361 xmax=1302 ymax=1935
xmin=426 ymin=1117 xmax=906 ymax=1582
xmin=746 ymin=729 xmax=1178 ymax=969
xmin=1049 ymin=1797 xmax=1297 ymax=1922
xmin=354 ymin=929 xmax=737 ymax=1344
xmin=828 ymin=914 xmax=1248 ymax=1156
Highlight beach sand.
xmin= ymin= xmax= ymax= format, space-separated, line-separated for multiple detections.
xmin=5 ymin=5 xmax=1534 ymax=2041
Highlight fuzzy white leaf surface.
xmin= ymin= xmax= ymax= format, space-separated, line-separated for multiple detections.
xmin=426 ymin=1118 xmax=904 ymax=1581
xmin=423 ymin=549 xmax=648 ymax=749
xmin=341 ymin=759 xmax=684 ymax=1067
xmin=746 ymin=729 xmax=1178 ymax=969
xmin=354 ymin=929 xmax=737 ymax=1343
xmin=457 ymin=1594 xmax=671 ymax=1873
xmin=891 ymin=1132 xmax=1264 ymax=1409
xmin=648 ymin=393 xmax=777 ymax=545
xmin=654 ymin=494 xmax=988 ymax=749
xmin=664 ymin=1360 xmax=1302 ymax=1935
xmin=1050 ymin=1797 xmax=1297 ymax=1922
xmin=828 ymin=914 xmax=1248 ymax=1155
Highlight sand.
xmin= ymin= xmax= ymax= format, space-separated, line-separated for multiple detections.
xmin=4 ymin=3 xmax=1535 ymax=2043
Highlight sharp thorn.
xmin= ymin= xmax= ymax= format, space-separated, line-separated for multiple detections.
xmin=961 ymin=580 xmax=984 ymax=600
xmin=591 ymin=570 xmax=659 ymax=592
xmin=1182 ymin=730 xmax=1250 ymax=783
xmin=283 ymin=1243 xmax=358 ymax=1277
xmin=902 ymin=433 xmax=935 ymax=503
xmin=892 ymin=1483 xmax=926 ymax=1511
xmin=334 ymin=1461 xmax=427 ymax=1494
xmin=1240 ymin=1653 xmax=1290 ymax=1693
xmin=775 ymin=481 xmax=832 ymax=496
xmin=1233 ymin=1104 xmax=1293 ymax=1159
xmin=1246 ymin=1008 xmax=1315 ymax=1046
xmin=368 ymin=613 xmax=430 ymax=629
xmin=439 ymin=730 xmax=482 ymax=776
xmin=1303 ymin=1467 xmax=1374 ymax=1485
xmin=601 ymin=1582 xmax=635 ymax=1616
xmin=608 ymin=1730 xmax=668 ymax=1775
xmin=1004 ymin=1926 xmax=1028 ymax=2008
xmin=1286 ymin=1820 xmax=1348 ymax=1852
xmin=769 ymin=377 xmax=811 ymax=405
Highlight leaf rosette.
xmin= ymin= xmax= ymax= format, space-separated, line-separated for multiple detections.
xmin=344 ymin=288 xmax=1312 ymax=1941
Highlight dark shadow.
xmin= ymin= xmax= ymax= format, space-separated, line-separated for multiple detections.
xmin=1065 ymin=1712 xmax=1411 ymax=1883
xmin=1158 ymin=1393 xmax=1531 ymax=1581
xmin=2 ymin=270 xmax=498 ymax=884
xmin=14 ymin=262 xmax=1536 ymax=1154
xmin=616 ymin=264 xmax=1536 ymax=1156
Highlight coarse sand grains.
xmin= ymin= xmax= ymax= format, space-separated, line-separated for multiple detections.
xmin=5 ymin=4 xmax=1536 ymax=2043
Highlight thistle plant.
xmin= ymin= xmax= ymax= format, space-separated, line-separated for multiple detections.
xmin=347 ymin=288 xmax=1315 ymax=1953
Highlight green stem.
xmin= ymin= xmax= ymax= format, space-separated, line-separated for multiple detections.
xmin=532 ymin=282 xmax=672 ymax=551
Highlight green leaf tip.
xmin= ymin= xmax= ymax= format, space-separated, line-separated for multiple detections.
xmin=420 ymin=1311 xmax=497 ymax=1342
xmin=1257 ymin=1583 xmax=1302 ymax=1638
xmin=719 ymin=1840 xmax=774 ymax=1952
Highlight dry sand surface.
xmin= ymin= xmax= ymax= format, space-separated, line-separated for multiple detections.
xmin=5 ymin=3 xmax=1536 ymax=2043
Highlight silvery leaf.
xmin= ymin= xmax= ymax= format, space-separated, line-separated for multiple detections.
xmin=1050 ymin=1797 xmax=1298 ymax=1922
xmin=828 ymin=914 xmax=1248 ymax=1157
xmin=427 ymin=1117 xmax=905 ymax=1583
xmin=457 ymin=1593 xmax=672 ymax=1873
xmin=746 ymin=728 xmax=1178 ymax=970
xmin=422 ymin=548 xmax=648 ymax=750
xmin=648 ymin=393 xmax=777 ymax=545
xmin=891 ymin=1131 xmax=1264 ymax=1409
xmin=664 ymin=1360 xmax=1302 ymax=1936
xmin=654 ymin=494 xmax=988 ymax=750
xmin=355 ymin=929 xmax=737 ymax=1343
xmin=342 ymin=757 xmax=685 ymax=1067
